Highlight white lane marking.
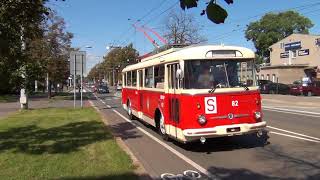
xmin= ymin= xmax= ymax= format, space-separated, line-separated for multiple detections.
xmin=263 ymin=108 xmax=320 ymax=118
xmin=263 ymin=106 xmax=320 ymax=115
xmin=270 ymin=131 xmax=320 ymax=143
xmin=267 ymin=126 xmax=320 ymax=141
xmin=93 ymin=93 xmax=215 ymax=180
xmin=112 ymin=109 xmax=215 ymax=179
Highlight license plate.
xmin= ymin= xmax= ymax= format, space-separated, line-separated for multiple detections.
xmin=227 ymin=127 xmax=240 ymax=133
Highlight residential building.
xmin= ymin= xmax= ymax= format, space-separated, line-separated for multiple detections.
xmin=258 ymin=34 xmax=320 ymax=84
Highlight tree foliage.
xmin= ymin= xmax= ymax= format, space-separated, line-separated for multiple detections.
xmin=245 ymin=11 xmax=313 ymax=60
xmin=180 ymin=0 xmax=234 ymax=24
xmin=44 ymin=12 xmax=73 ymax=89
xmin=0 ymin=0 xmax=71 ymax=94
xmin=0 ymin=0 xmax=50 ymax=93
xmin=163 ymin=11 xmax=206 ymax=45
xmin=87 ymin=44 xmax=139 ymax=85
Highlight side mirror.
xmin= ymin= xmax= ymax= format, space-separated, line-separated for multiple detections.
xmin=176 ymin=69 xmax=184 ymax=80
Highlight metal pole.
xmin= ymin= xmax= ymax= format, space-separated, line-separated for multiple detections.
xmin=81 ymin=54 xmax=83 ymax=108
xmin=113 ymin=68 xmax=115 ymax=86
xmin=74 ymin=54 xmax=76 ymax=108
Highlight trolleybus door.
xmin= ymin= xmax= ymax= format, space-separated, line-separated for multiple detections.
xmin=167 ymin=63 xmax=181 ymax=139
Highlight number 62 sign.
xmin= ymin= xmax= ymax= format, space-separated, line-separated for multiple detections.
xmin=205 ymin=97 xmax=217 ymax=114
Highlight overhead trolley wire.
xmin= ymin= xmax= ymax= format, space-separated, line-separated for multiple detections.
xmin=118 ymin=0 xmax=179 ymax=47
xmin=111 ymin=0 xmax=170 ymax=47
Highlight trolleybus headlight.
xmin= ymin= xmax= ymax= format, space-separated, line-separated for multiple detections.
xmin=254 ymin=111 xmax=262 ymax=120
xmin=198 ymin=115 xmax=207 ymax=125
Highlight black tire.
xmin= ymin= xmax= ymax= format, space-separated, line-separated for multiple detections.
xmin=127 ymin=100 xmax=134 ymax=120
xmin=157 ymin=112 xmax=169 ymax=141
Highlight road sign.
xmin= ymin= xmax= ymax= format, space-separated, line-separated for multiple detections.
xmin=69 ymin=51 xmax=86 ymax=108
xmin=69 ymin=51 xmax=86 ymax=75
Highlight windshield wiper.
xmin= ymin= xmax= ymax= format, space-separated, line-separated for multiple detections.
xmin=208 ymin=83 xmax=222 ymax=93
xmin=208 ymin=86 xmax=216 ymax=93
xmin=239 ymin=83 xmax=249 ymax=91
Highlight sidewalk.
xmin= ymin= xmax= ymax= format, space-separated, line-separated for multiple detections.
xmin=262 ymin=94 xmax=320 ymax=113
xmin=0 ymin=92 xmax=90 ymax=119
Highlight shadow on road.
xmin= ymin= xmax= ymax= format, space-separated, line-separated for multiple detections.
xmin=59 ymin=172 xmax=151 ymax=180
xmin=0 ymin=121 xmax=111 ymax=154
xmin=108 ymin=122 xmax=143 ymax=140
xmin=255 ymin=144 xmax=320 ymax=179
xmin=207 ymin=161 xmax=319 ymax=180
xmin=208 ymin=166 xmax=298 ymax=180
xmin=173 ymin=132 xmax=270 ymax=153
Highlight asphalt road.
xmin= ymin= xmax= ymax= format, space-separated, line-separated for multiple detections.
xmin=88 ymin=89 xmax=320 ymax=180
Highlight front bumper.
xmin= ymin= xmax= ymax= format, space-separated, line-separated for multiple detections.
xmin=183 ymin=121 xmax=267 ymax=141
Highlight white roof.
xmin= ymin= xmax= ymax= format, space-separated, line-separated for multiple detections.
xmin=123 ymin=44 xmax=255 ymax=72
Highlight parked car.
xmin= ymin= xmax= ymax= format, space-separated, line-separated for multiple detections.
xmin=289 ymin=80 xmax=303 ymax=96
xmin=257 ymin=80 xmax=272 ymax=89
xmin=97 ymin=85 xmax=109 ymax=93
xmin=290 ymin=80 xmax=320 ymax=96
xmin=260 ymin=82 xmax=290 ymax=95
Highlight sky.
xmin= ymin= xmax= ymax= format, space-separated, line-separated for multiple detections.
xmin=47 ymin=0 xmax=320 ymax=73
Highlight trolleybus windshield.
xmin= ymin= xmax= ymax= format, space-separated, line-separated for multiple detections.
xmin=184 ymin=59 xmax=255 ymax=89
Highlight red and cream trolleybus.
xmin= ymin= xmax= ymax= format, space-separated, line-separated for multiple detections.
xmin=121 ymin=44 xmax=267 ymax=143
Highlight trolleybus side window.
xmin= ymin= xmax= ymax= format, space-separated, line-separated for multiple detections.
xmin=154 ymin=65 xmax=164 ymax=89
xmin=145 ymin=67 xmax=154 ymax=88
xmin=132 ymin=70 xmax=137 ymax=87
xmin=138 ymin=70 xmax=143 ymax=88
xmin=127 ymin=71 xmax=132 ymax=86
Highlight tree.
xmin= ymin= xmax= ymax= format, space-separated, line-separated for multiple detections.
xmin=163 ymin=11 xmax=206 ymax=45
xmin=87 ymin=44 xmax=139 ymax=85
xmin=0 ymin=0 xmax=50 ymax=93
xmin=245 ymin=11 xmax=313 ymax=61
xmin=22 ymin=11 xmax=72 ymax=97
xmin=0 ymin=0 xmax=66 ymax=94
xmin=43 ymin=12 xmax=73 ymax=97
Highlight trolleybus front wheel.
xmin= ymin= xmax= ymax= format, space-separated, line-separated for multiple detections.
xmin=156 ymin=111 xmax=169 ymax=141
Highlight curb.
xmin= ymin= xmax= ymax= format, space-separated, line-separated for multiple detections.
xmin=88 ymin=99 xmax=153 ymax=180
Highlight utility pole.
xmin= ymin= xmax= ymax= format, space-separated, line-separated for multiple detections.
xmin=81 ymin=54 xmax=83 ymax=108
xmin=112 ymin=68 xmax=115 ymax=86
xmin=74 ymin=54 xmax=76 ymax=108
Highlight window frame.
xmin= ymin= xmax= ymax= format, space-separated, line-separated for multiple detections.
xmin=144 ymin=66 xmax=154 ymax=88
xmin=127 ymin=71 xmax=132 ymax=87
xmin=154 ymin=64 xmax=165 ymax=89
xmin=132 ymin=70 xmax=137 ymax=87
